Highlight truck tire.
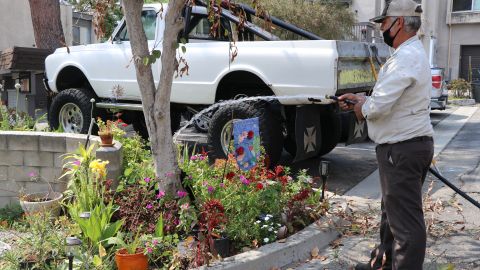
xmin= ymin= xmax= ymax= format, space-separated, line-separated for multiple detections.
xmin=49 ymin=88 xmax=95 ymax=134
xmin=207 ymin=101 xmax=284 ymax=165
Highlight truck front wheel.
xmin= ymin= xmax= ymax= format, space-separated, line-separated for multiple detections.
xmin=49 ymin=88 xmax=95 ymax=134
xmin=207 ymin=101 xmax=284 ymax=165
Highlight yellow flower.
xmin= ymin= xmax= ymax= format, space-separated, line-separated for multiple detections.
xmin=89 ymin=159 xmax=109 ymax=178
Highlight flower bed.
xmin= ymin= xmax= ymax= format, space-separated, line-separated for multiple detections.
xmin=0 ymin=119 xmax=327 ymax=269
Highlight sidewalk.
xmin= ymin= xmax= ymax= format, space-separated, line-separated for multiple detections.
xmin=285 ymin=106 xmax=480 ymax=270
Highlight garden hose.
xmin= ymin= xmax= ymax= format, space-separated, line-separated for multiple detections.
xmin=429 ymin=161 xmax=480 ymax=209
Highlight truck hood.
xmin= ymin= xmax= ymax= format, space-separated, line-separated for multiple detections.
xmin=53 ymin=42 xmax=113 ymax=54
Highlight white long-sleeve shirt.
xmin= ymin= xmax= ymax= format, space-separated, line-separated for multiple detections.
xmin=361 ymin=36 xmax=434 ymax=144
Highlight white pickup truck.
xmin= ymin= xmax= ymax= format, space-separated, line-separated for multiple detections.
xmin=44 ymin=2 xmax=390 ymax=163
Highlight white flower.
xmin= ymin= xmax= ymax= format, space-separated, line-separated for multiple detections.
xmin=263 ymin=238 xmax=269 ymax=243
xmin=262 ymin=225 xmax=268 ymax=228
xmin=274 ymin=231 xmax=278 ymax=234
xmin=264 ymin=216 xmax=271 ymax=221
xmin=255 ymin=220 xmax=261 ymax=224
xmin=277 ymin=223 xmax=281 ymax=227
xmin=268 ymin=228 xmax=273 ymax=232
xmin=266 ymin=214 xmax=273 ymax=218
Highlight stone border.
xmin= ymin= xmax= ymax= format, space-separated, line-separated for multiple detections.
xmin=198 ymin=217 xmax=340 ymax=270
xmin=0 ymin=131 xmax=122 ymax=207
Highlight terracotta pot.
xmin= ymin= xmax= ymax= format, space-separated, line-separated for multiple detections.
xmin=98 ymin=131 xmax=114 ymax=146
xmin=115 ymin=248 xmax=148 ymax=270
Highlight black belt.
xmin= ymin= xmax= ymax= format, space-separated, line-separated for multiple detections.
xmin=401 ymin=136 xmax=433 ymax=143
xmin=379 ymin=136 xmax=433 ymax=146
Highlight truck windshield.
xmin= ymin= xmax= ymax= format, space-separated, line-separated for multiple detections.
xmin=116 ymin=9 xmax=157 ymax=41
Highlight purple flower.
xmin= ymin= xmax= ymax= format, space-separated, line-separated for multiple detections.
xmin=240 ymin=175 xmax=250 ymax=185
xmin=219 ymin=183 xmax=225 ymax=188
xmin=165 ymin=172 xmax=174 ymax=178
xmin=199 ymin=155 xmax=206 ymax=161
xmin=146 ymin=203 xmax=153 ymax=209
xmin=144 ymin=177 xmax=151 ymax=183
xmin=73 ymin=160 xmax=81 ymax=166
xmin=190 ymin=155 xmax=198 ymax=161
xmin=152 ymin=239 xmax=159 ymax=245
xmin=28 ymin=172 xmax=36 ymax=178
xmin=177 ymin=190 xmax=188 ymax=198
xmin=156 ymin=190 xmax=165 ymax=199
xmin=207 ymin=186 xmax=215 ymax=193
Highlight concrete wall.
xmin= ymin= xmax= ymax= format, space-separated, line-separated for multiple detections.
xmin=0 ymin=132 xmax=122 ymax=208
xmin=0 ymin=0 xmax=73 ymax=51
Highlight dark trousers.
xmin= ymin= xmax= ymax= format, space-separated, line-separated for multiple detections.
xmin=369 ymin=138 xmax=434 ymax=270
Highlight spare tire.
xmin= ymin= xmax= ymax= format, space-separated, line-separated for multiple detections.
xmin=207 ymin=101 xmax=284 ymax=165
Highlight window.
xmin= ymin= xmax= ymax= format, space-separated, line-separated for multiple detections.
xmin=187 ymin=15 xmax=231 ymax=41
xmin=452 ymin=0 xmax=480 ymax=12
xmin=116 ymin=9 xmax=157 ymax=41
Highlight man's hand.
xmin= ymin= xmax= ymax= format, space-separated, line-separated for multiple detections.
xmin=338 ymin=93 xmax=367 ymax=121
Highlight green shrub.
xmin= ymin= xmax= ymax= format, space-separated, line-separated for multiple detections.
xmin=447 ymin=78 xmax=471 ymax=98
xmin=238 ymin=0 xmax=355 ymax=40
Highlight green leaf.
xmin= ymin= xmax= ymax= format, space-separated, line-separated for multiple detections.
xmin=174 ymin=42 xmax=179 ymax=49
xmin=149 ymin=55 xmax=157 ymax=64
xmin=124 ymin=167 xmax=133 ymax=177
xmin=92 ymin=255 xmax=102 ymax=266
xmin=152 ymin=50 xmax=161 ymax=58
xmin=143 ymin=56 xmax=149 ymax=66
xmin=181 ymin=46 xmax=186 ymax=54
xmin=180 ymin=38 xmax=187 ymax=44
xmin=155 ymin=213 xmax=164 ymax=238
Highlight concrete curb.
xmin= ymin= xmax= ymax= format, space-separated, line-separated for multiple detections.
xmin=200 ymin=217 xmax=341 ymax=270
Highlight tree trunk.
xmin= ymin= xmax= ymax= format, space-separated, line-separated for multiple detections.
xmin=122 ymin=0 xmax=185 ymax=193
xmin=28 ymin=0 xmax=66 ymax=50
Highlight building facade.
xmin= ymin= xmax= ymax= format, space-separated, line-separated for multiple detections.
xmin=0 ymin=0 xmax=97 ymax=116
xmin=352 ymin=0 xmax=480 ymax=82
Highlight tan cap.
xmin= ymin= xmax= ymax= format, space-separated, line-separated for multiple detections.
xmin=370 ymin=0 xmax=422 ymax=23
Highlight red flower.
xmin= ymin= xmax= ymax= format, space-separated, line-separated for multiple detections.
xmin=122 ymin=123 xmax=128 ymax=127
xmin=275 ymin=165 xmax=285 ymax=176
xmin=117 ymin=118 xmax=124 ymax=123
xmin=236 ymin=146 xmax=244 ymax=156
xmin=226 ymin=172 xmax=235 ymax=180
xmin=256 ymin=183 xmax=264 ymax=190
xmin=247 ymin=130 xmax=254 ymax=139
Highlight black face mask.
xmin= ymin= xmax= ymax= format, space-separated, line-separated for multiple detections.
xmin=382 ymin=18 xmax=400 ymax=47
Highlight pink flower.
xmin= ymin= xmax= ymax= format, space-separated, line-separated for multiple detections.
xmin=156 ymin=190 xmax=165 ymax=199
xmin=190 ymin=155 xmax=198 ymax=161
xmin=147 ymin=247 xmax=153 ymax=253
xmin=152 ymin=239 xmax=159 ymax=245
xmin=144 ymin=177 xmax=151 ymax=183
xmin=240 ymin=175 xmax=250 ymax=185
xmin=207 ymin=186 xmax=215 ymax=193
xmin=199 ymin=155 xmax=206 ymax=161
xmin=180 ymin=203 xmax=189 ymax=210
xmin=73 ymin=160 xmax=81 ymax=166
xmin=28 ymin=172 xmax=36 ymax=178
xmin=202 ymin=181 xmax=208 ymax=186
xmin=146 ymin=203 xmax=153 ymax=209
xmin=219 ymin=183 xmax=225 ymax=188
xmin=165 ymin=172 xmax=174 ymax=178
xmin=177 ymin=190 xmax=188 ymax=198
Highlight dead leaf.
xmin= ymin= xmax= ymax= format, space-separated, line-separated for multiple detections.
xmin=278 ymin=239 xmax=287 ymax=243
xmin=311 ymin=246 xmax=319 ymax=258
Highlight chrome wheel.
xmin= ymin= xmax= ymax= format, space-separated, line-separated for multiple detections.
xmin=59 ymin=103 xmax=84 ymax=133
xmin=220 ymin=119 xmax=236 ymax=155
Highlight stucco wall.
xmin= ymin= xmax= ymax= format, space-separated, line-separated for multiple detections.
xmin=0 ymin=0 xmax=72 ymax=51
xmin=0 ymin=132 xmax=122 ymax=208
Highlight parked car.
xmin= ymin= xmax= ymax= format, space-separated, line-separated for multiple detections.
xmin=430 ymin=67 xmax=448 ymax=110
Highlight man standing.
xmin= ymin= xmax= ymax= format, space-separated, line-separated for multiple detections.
xmin=338 ymin=0 xmax=434 ymax=269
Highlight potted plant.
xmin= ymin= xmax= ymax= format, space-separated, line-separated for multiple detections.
xmin=107 ymin=231 xmax=148 ymax=270
xmin=18 ymin=172 xmax=63 ymax=217
xmin=96 ymin=118 xmax=114 ymax=146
